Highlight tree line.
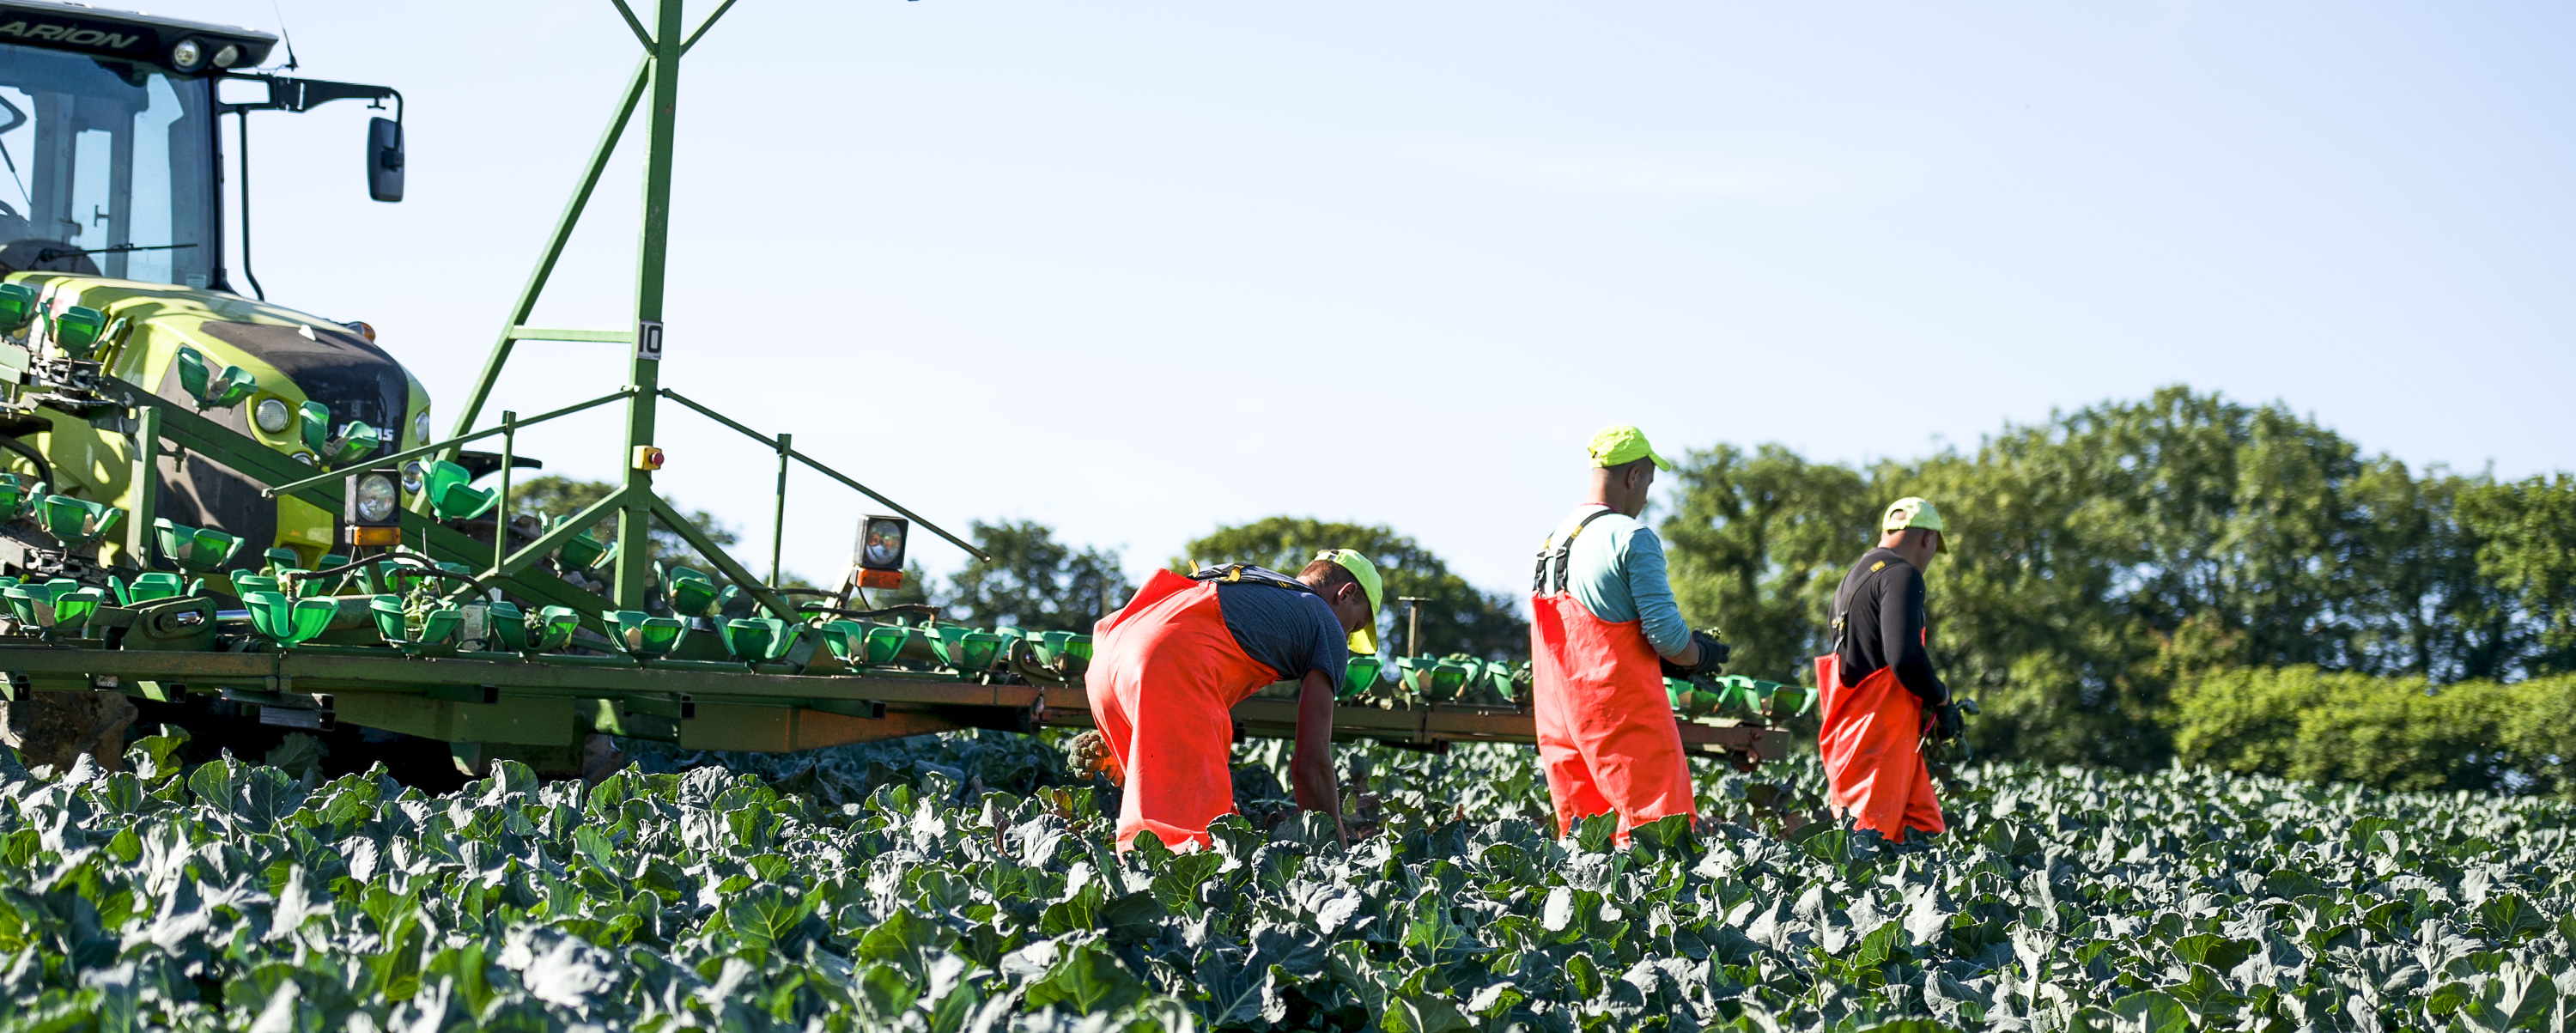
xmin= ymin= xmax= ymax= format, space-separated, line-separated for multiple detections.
xmin=1663 ymin=385 xmax=2575 ymax=769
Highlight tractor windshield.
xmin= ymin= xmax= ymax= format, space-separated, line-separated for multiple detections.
xmin=0 ymin=42 xmax=218 ymax=289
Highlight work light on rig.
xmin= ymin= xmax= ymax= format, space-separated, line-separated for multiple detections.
xmin=344 ymin=468 xmax=402 ymax=548
xmin=853 ymin=515 xmax=908 ymax=590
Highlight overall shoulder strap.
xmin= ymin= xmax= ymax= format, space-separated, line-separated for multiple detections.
xmin=1188 ymin=563 xmax=1316 ymax=595
xmin=1828 ymin=554 xmax=1902 ymax=653
xmin=1531 ymin=507 xmax=1620 ymax=595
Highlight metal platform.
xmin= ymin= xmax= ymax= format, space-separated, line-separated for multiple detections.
xmin=0 ymin=635 xmax=1788 ymax=767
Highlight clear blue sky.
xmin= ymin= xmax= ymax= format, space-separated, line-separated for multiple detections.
xmin=161 ymin=1 xmax=2574 ymax=595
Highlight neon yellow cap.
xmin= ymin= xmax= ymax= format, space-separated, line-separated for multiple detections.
xmin=1882 ymin=496 xmax=1947 ymax=550
xmin=1587 ymin=424 xmax=1671 ymax=471
xmin=1315 ymin=548 xmax=1382 ymax=654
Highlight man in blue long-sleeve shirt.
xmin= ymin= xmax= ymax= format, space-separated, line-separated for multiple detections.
xmin=1528 ymin=425 xmax=1728 ymax=837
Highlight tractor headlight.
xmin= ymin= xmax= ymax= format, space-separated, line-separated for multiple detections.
xmin=211 ymin=45 xmax=240 ymax=69
xmin=171 ymin=39 xmax=204 ymax=70
xmin=401 ymin=460 xmax=424 ymax=495
xmin=254 ymin=398 xmax=291 ymax=434
xmin=353 ymin=472 xmax=398 ymax=523
xmin=413 ymin=410 xmax=430 ymax=444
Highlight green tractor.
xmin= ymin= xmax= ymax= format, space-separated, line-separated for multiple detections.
xmin=0 ymin=1 xmax=434 ymax=583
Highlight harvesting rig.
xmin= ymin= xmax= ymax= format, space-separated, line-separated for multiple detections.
xmin=0 ymin=0 xmax=1801 ymax=785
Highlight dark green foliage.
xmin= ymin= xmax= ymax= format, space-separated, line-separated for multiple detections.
xmin=2172 ymin=666 xmax=2576 ymax=799
xmin=1662 ymin=385 xmax=2570 ymax=769
xmin=622 ymin=729 xmax=1073 ymax=809
xmin=1176 ymin=517 xmax=1526 ymax=660
xmin=2458 ymin=473 xmax=2576 ymax=674
xmin=3 ymin=732 xmax=2570 ymax=1030
xmin=940 ymin=520 xmax=1133 ymax=633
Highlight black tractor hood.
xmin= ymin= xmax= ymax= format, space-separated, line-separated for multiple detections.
xmin=196 ymin=319 xmax=408 ymax=454
xmin=0 ymin=0 xmax=276 ymax=73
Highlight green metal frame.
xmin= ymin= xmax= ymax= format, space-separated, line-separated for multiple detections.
xmin=0 ymin=0 xmax=1801 ymax=774
xmin=436 ymin=0 xmax=984 ymax=618
xmin=0 ymin=641 xmax=1788 ymax=760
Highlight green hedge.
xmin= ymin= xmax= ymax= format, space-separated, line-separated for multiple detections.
xmin=2169 ymin=666 xmax=2576 ymax=797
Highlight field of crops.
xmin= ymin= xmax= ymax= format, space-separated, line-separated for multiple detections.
xmin=1 ymin=729 xmax=2570 ymax=1032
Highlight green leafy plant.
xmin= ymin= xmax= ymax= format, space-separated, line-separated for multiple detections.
xmin=0 ymin=721 xmax=2568 ymax=1030
xmin=370 ymin=593 xmax=464 ymax=655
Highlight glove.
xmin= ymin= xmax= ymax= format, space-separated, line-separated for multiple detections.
xmin=1659 ymin=630 xmax=1732 ymax=678
xmin=1929 ymin=701 xmax=1965 ymax=742
xmin=1686 ymin=630 xmax=1730 ymax=675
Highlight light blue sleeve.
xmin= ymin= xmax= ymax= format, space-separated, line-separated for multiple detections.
xmin=1622 ymin=527 xmax=1692 ymax=658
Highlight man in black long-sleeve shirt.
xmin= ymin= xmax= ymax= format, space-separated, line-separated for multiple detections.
xmin=1831 ymin=537 xmax=1948 ymax=710
xmin=1815 ymin=497 xmax=1959 ymax=840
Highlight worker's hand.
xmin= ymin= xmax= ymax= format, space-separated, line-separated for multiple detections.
xmin=1687 ymin=631 xmax=1731 ymax=674
xmin=1929 ymin=701 xmax=1965 ymax=741
xmin=1659 ymin=630 xmax=1730 ymax=678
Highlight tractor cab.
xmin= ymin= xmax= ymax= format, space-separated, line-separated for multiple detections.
xmin=0 ymin=0 xmax=433 ymax=580
xmin=0 ymin=1 xmax=389 ymax=286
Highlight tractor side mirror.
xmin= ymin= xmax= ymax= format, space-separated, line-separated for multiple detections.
xmin=368 ymin=117 xmax=404 ymax=203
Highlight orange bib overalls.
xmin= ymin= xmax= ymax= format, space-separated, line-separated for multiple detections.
xmin=1529 ymin=507 xmax=1696 ymax=839
xmin=1087 ymin=570 xmax=1282 ymax=850
xmin=1814 ymin=651 xmax=1944 ymax=838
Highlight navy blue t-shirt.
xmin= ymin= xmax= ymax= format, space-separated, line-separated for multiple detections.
xmin=1213 ymin=581 xmax=1347 ymax=696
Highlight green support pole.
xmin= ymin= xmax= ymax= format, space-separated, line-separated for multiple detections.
xmin=769 ymin=431 xmax=789 ymax=586
xmin=446 ymin=55 xmax=653 ymax=453
xmin=496 ymin=410 xmax=515 ymax=576
xmin=126 ymin=404 xmax=159 ymax=568
xmin=408 ymin=0 xmax=969 ymax=620
xmin=616 ymin=0 xmax=683 ymax=610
